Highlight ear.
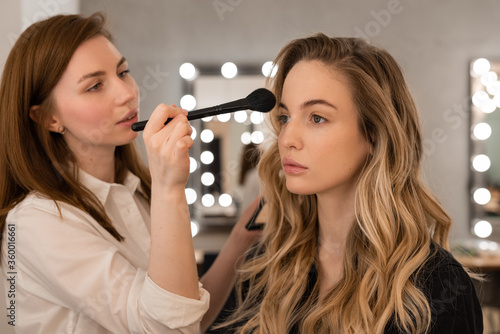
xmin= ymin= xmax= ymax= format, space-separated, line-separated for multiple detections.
xmin=29 ymin=105 xmax=62 ymax=133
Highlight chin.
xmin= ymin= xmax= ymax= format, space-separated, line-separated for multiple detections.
xmin=285 ymin=182 xmax=316 ymax=196
xmin=121 ymin=131 xmax=139 ymax=144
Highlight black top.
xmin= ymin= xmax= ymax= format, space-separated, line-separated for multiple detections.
xmin=209 ymin=243 xmax=483 ymax=333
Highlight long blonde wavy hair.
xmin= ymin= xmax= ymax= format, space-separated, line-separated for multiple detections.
xmin=223 ymin=34 xmax=452 ymax=333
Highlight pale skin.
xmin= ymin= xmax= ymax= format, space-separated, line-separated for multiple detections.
xmin=278 ymin=60 xmax=371 ymax=299
xmin=29 ymin=35 xmax=260 ymax=320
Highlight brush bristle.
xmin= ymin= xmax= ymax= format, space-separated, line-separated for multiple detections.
xmin=246 ymin=88 xmax=276 ymax=112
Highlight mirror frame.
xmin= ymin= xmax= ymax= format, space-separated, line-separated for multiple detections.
xmin=469 ymin=57 xmax=500 ymax=239
xmin=181 ymin=63 xmax=268 ymax=226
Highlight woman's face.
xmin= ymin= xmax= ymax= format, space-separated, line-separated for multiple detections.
xmin=50 ymin=35 xmax=139 ymax=156
xmin=278 ymin=60 xmax=371 ymax=198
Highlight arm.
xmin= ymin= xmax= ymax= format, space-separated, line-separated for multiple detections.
xmin=200 ymin=197 xmax=262 ymax=332
xmin=143 ymin=104 xmax=199 ymax=299
xmin=2 ymin=200 xmax=208 ymax=333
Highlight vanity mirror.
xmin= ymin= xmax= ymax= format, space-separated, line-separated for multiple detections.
xmin=180 ymin=62 xmax=274 ymax=226
xmin=469 ymin=58 xmax=500 ymax=239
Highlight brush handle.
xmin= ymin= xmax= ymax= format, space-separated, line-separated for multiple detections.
xmin=131 ymin=98 xmax=249 ymax=132
xmin=245 ymin=198 xmax=266 ymax=231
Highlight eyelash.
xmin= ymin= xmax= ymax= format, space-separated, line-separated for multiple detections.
xmin=119 ymin=69 xmax=130 ymax=77
xmin=87 ymin=83 xmax=102 ymax=92
xmin=277 ymin=114 xmax=327 ymax=125
xmin=86 ymin=69 xmax=130 ymax=92
xmin=277 ymin=114 xmax=290 ymax=125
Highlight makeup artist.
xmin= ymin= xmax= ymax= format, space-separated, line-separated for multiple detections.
xmin=0 ymin=13 xmax=259 ymax=333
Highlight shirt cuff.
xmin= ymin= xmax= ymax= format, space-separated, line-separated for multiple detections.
xmin=141 ymin=275 xmax=210 ymax=329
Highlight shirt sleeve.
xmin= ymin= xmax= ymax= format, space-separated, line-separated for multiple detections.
xmin=427 ymin=255 xmax=483 ymax=333
xmin=8 ymin=197 xmax=209 ymax=333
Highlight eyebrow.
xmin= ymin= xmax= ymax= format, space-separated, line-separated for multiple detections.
xmin=279 ymin=99 xmax=338 ymax=111
xmin=77 ymin=57 xmax=127 ymax=84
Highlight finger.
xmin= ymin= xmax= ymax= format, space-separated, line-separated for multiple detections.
xmin=144 ymin=104 xmax=186 ymax=135
xmin=156 ymin=113 xmax=191 ymax=146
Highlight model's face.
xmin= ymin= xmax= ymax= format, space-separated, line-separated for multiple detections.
xmin=278 ymin=60 xmax=371 ymax=197
xmin=51 ymin=35 xmax=139 ymax=155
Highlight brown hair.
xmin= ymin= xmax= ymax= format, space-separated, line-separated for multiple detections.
xmin=238 ymin=143 xmax=261 ymax=185
xmin=0 ymin=13 xmax=151 ymax=248
xmin=220 ymin=34 xmax=452 ymax=333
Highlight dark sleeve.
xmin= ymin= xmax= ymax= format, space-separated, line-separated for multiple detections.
xmin=426 ymin=249 xmax=483 ymax=333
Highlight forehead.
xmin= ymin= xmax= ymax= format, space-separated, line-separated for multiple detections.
xmin=63 ymin=35 xmax=122 ymax=76
xmin=282 ymin=60 xmax=354 ymax=106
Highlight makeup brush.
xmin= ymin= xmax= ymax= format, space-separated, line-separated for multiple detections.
xmin=131 ymin=88 xmax=276 ymax=132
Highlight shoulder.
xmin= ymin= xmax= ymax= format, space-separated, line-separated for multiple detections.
xmin=417 ymin=243 xmax=483 ymax=333
xmin=5 ymin=192 xmax=99 ymax=235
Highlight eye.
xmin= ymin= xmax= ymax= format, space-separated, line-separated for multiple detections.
xmin=87 ymin=83 xmax=102 ymax=92
xmin=277 ymin=114 xmax=290 ymax=125
xmin=118 ymin=69 xmax=130 ymax=78
xmin=312 ymin=114 xmax=326 ymax=124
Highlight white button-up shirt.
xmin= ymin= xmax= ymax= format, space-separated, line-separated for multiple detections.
xmin=1 ymin=170 xmax=209 ymax=333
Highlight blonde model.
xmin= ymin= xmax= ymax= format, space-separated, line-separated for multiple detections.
xmin=213 ymin=34 xmax=482 ymax=334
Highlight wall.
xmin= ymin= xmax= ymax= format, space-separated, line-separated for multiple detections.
xmin=78 ymin=0 xmax=500 ymax=241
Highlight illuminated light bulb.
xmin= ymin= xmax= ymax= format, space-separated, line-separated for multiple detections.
xmin=481 ymin=98 xmax=497 ymax=113
xmin=180 ymin=94 xmax=196 ymax=111
xmin=202 ymin=194 xmax=215 ymax=207
xmin=262 ymin=61 xmax=278 ymax=78
xmin=494 ymin=94 xmax=500 ymax=108
xmin=179 ymin=63 xmax=197 ymax=80
xmin=474 ymin=220 xmax=492 ymax=238
xmin=189 ymin=157 xmax=197 ymax=173
xmin=472 ymin=154 xmax=491 ymax=172
xmin=472 ymin=91 xmax=489 ymax=107
xmin=185 ymin=188 xmax=197 ymax=204
xmin=200 ymin=129 xmax=214 ymax=143
xmin=190 ymin=126 xmax=197 ymax=140
xmin=241 ymin=131 xmax=251 ymax=145
xmin=473 ymin=122 xmax=492 ymax=140
xmin=479 ymin=240 xmax=490 ymax=250
xmin=481 ymin=71 xmax=498 ymax=86
xmin=201 ymin=172 xmax=215 ymax=186
xmin=219 ymin=193 xmax=233 ymax=207
xmin=200 ymin=151 xmax=214 ymax=164
xmin=472 ymin=58 xmax=491 ymax=76
xmin=217 ymin=113 xmax=231 ymax=122
xmin=234 ymin=110 xmax=248 ymax=123
xmin=486 ymin=81 xmax=500 ymax=97
xmin=251 ymin=131 xmax=264 ymax=144
xmin=221 ymin=62 xmax=237 ymax=79
xmin=473 ymin=188 xmax=491 ymax=205
xmin=250 ymin=111 xmax=264 ymax=125
xmin=191 ymin=221 xmax=199 ymax=237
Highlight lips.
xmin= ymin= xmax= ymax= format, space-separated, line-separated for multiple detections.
xmin=282 ymin=158 xmax=307 ymax=175
xmin=117 ymin=109 xmax=138 ymax=124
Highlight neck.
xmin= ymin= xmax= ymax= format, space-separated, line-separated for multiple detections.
xmin=316 ymin=188 xmax=357 ymax=252
xmin=72 ymin=143 xmax=116 ymax=183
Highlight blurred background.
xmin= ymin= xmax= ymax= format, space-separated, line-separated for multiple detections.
xmin=2 ymin=0 xmax=500 ymax=332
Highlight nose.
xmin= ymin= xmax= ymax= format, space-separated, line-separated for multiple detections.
xmin=279 ymin=119 xmax=303 ymax=150
xmin=115 ymin=77 xmax=138 ymax=105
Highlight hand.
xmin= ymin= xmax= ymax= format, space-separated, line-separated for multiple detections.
xmin=229 ymin=197 xmax=264 ymax=258
xmin=142 ymin=104 xmax=193 ymax=191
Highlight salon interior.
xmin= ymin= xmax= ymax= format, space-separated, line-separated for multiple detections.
xmin=1 ymin=0 xmax=500 ymax=332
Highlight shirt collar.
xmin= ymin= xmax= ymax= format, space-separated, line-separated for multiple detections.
xmin=78 ymin=169 xmax=142 ymax=205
